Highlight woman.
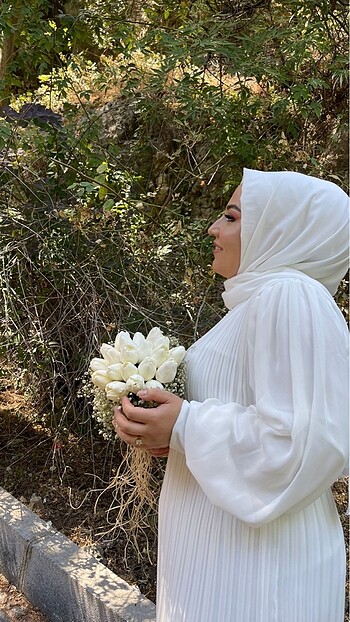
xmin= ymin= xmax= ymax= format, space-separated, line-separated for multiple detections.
xmin=113 ymin=169 xmax=349 ymax=622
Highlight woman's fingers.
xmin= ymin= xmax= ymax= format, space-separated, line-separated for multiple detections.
xmin=137 ymin=388 xmax=170 ymax=404
xmin=120 ymin=396 xmax=153 ymax=422
xmin=113 ymin=390 xmax=183 ymax=449
xmin=147 ymin=447 xmax=169 ymax=457
xmin=114 ymin=405 xmax=145 ymax=436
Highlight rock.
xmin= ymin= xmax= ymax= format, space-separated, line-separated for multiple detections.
xmin=28 ymin=494 xmax=44 ymax=512
xmin=95 ymin=97 xmax=139 ymax=143
xmin=81 ymin=544 xmax=106 ymax=565
xmin=0 ymin=104 xmax=62 ymax=128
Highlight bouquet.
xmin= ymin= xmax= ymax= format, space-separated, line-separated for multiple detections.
xmin=87 ymin=327 xmax=186 ymax=438
xmin=83 ymin=327 xmax=186 ymax=551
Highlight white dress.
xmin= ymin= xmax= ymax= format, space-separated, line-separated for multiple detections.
xmin=156 ymin=276 xmax=348 ymax=622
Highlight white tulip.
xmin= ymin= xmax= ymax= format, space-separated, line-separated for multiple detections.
xmin=120 ymin=344 xmax=139 ymax=365
xmin=105 ymin=381 xmax=127 ymax=401
xmin=118 ymin=332 xmax=134 ymax=350
xmin=169 ymin=346 xmax=186 ymax=365
xmin=133 ymin=332 xmax=151 ymax=361
xmin=125 ymin=374 xmax=145 ymax=394
xmin=91 ymin=370 xmax=110 ymax=390
xmin=114 ymin=330 xmax=130 ymax=350
xmin=138 ymin=356 xmax=157 ymax=381
xmin=152 ymin=335 xmax=170 ymax=351
xmin=146 ymin=327 xmax=163 ymax=343
xmin=107 ymin=363 xmax=123 ymax=381
xmin=152 ymin=344 xmax=170 ymax=368
xmin=121 ymin=362 xmax=138 ymax=381
xmin=100 ymin=343 xmax=121 ymax=365
xmin=89 ymin=357 xmax=108 ymax=372
xmin=145 ymin=379 xmax=164 ymax=390
xmin=155 ymin=358 xmax=177 ymax=384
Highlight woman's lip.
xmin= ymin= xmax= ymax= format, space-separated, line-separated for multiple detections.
xmin=213 ymin=244 xmax=222 ymax=254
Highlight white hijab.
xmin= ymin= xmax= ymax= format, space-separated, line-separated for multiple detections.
xmin=223 ymin=168 xmax=349 ymax=309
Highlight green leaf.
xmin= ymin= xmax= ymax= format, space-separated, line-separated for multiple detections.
xmin=103 ymin=198 xmax=115 ymax=211
xmin=98 ymin=186 xmax=108 ymax=200
xmin=97 ymin=162 xmax=109 ymax=174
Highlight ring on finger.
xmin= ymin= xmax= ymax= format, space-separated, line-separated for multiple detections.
xmin=134 ymin=437 xmax=143 ymax=447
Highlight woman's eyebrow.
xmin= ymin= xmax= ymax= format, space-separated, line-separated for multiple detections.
xmin=226 ymin=203 xmax=241 ymax=213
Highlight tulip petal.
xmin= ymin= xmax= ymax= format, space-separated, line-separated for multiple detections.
xmin=133 ymin=332 xmax=151 ymax=361
xmin=114 ymin=331 xmax=130 ymax=350
xmin=90 ymin=357 xmax=108 ymax=372
xmin=145 ymin=379 xmax=164 ymax=390
xmin=152 ymin=344 xmax=170 ymax=368
xmin=146 ymin=327 xmax=163 ymax=343
xmin=155 ymin=358 xmax=177 ymax=383
xmin=125 ymin=374 xmax=145 ymax=394
xmin=118 ymin=333 xmax=134 ymax=350
xmin=100 ymin=343 xmax=121 ymax=365
xmin=105 ymin=381 xmax=127 ymax=401
xmin=169 ymin=346 xmax=186 ymax=365
xmin=107 ymin=363 xmax=123 ymax=380
xmin=120 ymin=344 xmax=139 ymax=365
xmin=121 ymin=362 xmax=138 ymax=381
xmin=138 ymin=356 xmax=157 ymax=381
xmin=91 ymin=370 xmax=110 ymax=390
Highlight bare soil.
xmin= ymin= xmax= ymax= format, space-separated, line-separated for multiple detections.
xmin=0 ymin=572 xmax=48 ymax=621
xmin=0 ymin=372 xmax=348 ymax=621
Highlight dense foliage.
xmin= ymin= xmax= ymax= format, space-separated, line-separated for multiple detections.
xmin=0 ymin=0 xmax=348 ymax=434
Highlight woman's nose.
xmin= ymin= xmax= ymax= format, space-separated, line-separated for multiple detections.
xmin=208 ymin=218 xmax=220 ymax=236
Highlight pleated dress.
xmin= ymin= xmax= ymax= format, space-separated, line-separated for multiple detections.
xmin=156 ymin=275 xmax=348 ymax=622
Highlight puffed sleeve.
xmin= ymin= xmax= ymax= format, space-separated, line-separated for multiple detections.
xmin=170 ymin=279 xmax=349 ymax=526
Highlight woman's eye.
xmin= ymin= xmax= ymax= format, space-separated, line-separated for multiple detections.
xmin=224 ymin=213 xmax=236 ymax=221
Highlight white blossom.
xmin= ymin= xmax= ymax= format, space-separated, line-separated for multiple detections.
xmin=133 ymin=332 xmax=151 ymax=361
xmin=169 ymin=346 xmax=186 ymax=365
xmin=152 ymin=344 xmax=170 ymax=367
xmin=121 ymin=362 xmax=138 ymax=381
xmin=118 ymin=332 xmax=134 ymax=350
xmin=152 ymin=335 xmax=170 ymax=351
xmin=105 ymin=381 xmax=127 ymax=401
xmin=120 ymin=344 xmax=139 ymax=364
xmin=145 ymin=379 xmax=164 ymax=390
xmin=91 ymin=370 xmax=110 ymax=390
xmin=156 ymin=358 xmax=177 ymax=383
xmin=100 ymin=343 xmax=121 ymax=364
xmin=90 ymin=357 xmax=108 ymax=372
xmin=107 ymin=363 xmax=123 ymax=380
xmin=114 ymin=330 xmax=130 ymax=350
xmin=138 ymin=356 xmax=157 ymax=381
xmin=125 ymin=374 xmax=145 ymax=393
xmin=146 ymin=327 xmax=163 ymax=343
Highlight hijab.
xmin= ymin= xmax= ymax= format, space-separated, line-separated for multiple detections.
xmin=222 ymin=168 xmax=349 ymax=310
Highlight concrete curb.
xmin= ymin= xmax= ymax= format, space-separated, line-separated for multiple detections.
xmin=0 ymin=487 xmax=156 ymax=622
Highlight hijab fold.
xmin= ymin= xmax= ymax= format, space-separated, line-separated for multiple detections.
xmin=222 ymin=169 xmax=349 ymax=310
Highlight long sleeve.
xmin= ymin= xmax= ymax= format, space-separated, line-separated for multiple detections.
xmin=170 ymin=279 xmax=349 ymax=526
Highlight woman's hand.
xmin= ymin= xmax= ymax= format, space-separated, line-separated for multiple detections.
xmin=113 ymin=388 xmax=183 ymax=454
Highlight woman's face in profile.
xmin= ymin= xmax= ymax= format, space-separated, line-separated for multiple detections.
xmin=208 ymin=185 xmax=242 ymax=279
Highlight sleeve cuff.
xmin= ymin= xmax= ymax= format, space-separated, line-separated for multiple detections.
xmin=170 ymin=399 xmax=190 ymax=453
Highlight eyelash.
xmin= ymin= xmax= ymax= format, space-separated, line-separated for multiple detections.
xmin=224 ymin=213 xmax=236 ymax=222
